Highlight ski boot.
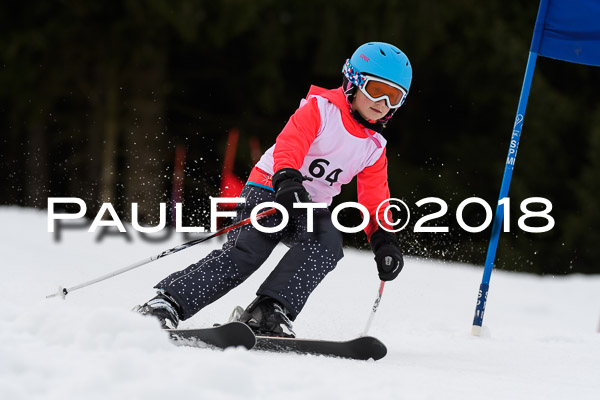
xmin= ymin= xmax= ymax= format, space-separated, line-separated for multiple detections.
xmin=239 ymin=295 xmax=295 ymax=338
xmin=133 ymin=290 xmax=181 ymax=329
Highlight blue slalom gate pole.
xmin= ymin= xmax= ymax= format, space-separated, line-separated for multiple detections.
xmin=471 ymin=51 xmax=538 ymax=336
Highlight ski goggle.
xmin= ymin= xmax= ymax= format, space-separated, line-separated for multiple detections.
xmin=359 ymin=75 xmax=407 ymax=109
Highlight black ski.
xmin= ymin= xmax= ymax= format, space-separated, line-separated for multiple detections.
xmin=253 ymin=335 xmax=387 ymax=361
xmin=167 ymin=321 xmax=256 ymax=350
xmin=167 ymin=320 xmax=387 ymax=360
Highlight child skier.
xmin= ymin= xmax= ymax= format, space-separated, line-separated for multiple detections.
xmin=135 ymin=42 xmax=411 ymax=337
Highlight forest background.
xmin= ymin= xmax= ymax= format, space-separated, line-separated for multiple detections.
xmin=2 ymin=0 xmax=599 ymax=274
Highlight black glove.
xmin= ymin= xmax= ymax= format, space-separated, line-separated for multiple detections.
xmin=370 ymin=229 xmax=404 ymax=281
xmin=272 ymin=168 xmax=312 ymax=216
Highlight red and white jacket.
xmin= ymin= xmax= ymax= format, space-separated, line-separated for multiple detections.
xmin=249 ymin=85 xmax=392 ymax=240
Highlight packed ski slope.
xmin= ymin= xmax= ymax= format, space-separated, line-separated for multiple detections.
xmin=1 ymin=206 xmax=599 ymax=400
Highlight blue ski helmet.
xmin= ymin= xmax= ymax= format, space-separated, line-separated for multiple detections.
xmin=342 ymin=42 xmax=412 ymax=100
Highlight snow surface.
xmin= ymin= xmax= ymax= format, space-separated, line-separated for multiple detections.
xmin=1 ymin=206 xmax=599 ymax=400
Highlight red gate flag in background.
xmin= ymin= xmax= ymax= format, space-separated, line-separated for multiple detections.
xmin=219 ymin=128 xmax=245 ymax=211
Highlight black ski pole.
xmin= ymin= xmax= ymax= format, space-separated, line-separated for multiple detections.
xmin=46 ymin=208 xmax=277 ymax=299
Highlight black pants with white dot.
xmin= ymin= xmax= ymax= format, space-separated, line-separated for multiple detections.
xmin=154 ymin=185 xmax=344 ymax=321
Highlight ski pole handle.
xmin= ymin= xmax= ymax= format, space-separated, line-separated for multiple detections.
xmin=362 ymin=280 xmax=386 ymax=336
xmin=46 ymin=207 xmax=277 ymax=299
